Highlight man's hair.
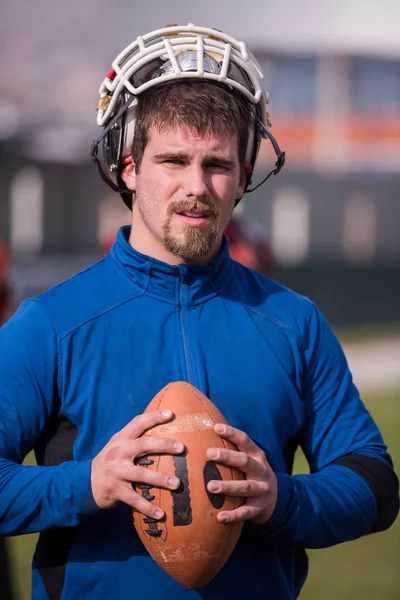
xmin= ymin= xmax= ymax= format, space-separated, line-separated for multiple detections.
xmin=131 ymin=81 xmax=254 ymax=172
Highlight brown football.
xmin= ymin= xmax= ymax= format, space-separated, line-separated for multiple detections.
xmin=133 ymin=381 xmax=245 ymax=589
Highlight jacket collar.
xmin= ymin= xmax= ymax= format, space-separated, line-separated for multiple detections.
xmin=110 ymin=226 xmax=234 ymax=304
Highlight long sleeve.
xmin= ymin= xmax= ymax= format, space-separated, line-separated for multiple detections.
xmin=0 ymin=300 xmax=98 ymax=536
xmin=262 ymin=303 xmax=399 ymax=548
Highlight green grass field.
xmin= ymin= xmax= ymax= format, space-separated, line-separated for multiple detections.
xmin=333 ymin=322 xmax=400 ymax=344
xmin=6 ymin=388 xmax=400 ymax=599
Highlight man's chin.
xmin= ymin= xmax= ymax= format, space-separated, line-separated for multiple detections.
xmin=163 ymin=230 xmax=220 ymax=261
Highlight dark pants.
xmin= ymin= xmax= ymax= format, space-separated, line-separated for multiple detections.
xmin=0 ymin=537 xmax=15 ymax=600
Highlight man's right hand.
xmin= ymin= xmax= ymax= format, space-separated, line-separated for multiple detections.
xmin=91 ymin=409 xmax=183 ymax=520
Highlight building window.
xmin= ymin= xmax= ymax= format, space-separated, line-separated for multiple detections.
xmin=271 ymin=188 xmax=310 ymax=265
xmin=351 ymin=57 xmax=400 ymax=112
xmin=342 ymin=194 xmax=377 ymax=264
xmin=266 ymin=56 xmax=317 ymax=114
xmin=10 ymin=167 xmax=44 ymax=255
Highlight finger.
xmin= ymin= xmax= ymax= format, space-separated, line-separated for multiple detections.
xmin=111 ymin=436 xmax=183 ymax=460
xmin=119 ymin=464 xmax=180 ymax=490
xmin=214 ymin=424 xmax=262 ymax=456
xmin=133 ymin=435 xmax=184 ymax=458
xmin=207 ymin=478 xmax=265 ymax=497
xmin=217 ymin=503 xmax=260 ymax=524
xmin=119 ymin=410 xmax=175 ymax=440
xmin=118 ymin=483 xmax=165 ymax=519
xmin=206 ymin=447 xmax=264 ymax=475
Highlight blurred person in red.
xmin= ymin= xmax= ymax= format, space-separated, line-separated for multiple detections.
xmin=0 ymin=240 xmax=15 ymax=600
xmin=224 ymin=212 xmax=274 ymax=275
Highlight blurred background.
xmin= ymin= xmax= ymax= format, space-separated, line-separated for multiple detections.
xmin=0 ymin=1 xmax=399 ymax=598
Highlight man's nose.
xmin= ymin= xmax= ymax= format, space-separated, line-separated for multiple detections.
xmin=183 ymin=165 xmax=209 ymax=198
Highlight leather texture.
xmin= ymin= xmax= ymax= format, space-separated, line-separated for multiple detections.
xmin=133 ymin=381 xmax=244 ymax=589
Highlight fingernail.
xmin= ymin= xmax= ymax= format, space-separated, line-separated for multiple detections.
xmin=168 ymin=477 xmax=180 ymax=487
xmin=162 ymin=410 xmax=172 ymax=417
xmin=174 ymin=441 xmax=184 ymax=451
xmin=154 ymin=509 xmax=164 ymax=519
xmin=207 ymin=448 xmax=219 ymax=459
xmin=215 ymin=424 xmax=225 ymax=434
xmin=208 ymin=482 xmax=219 ymax=492
xmin=219 ymin=513 xmax=227 ymax=523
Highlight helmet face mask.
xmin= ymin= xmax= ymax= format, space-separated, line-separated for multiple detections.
xmin=92 ymin=24 xmax=284 ymax=208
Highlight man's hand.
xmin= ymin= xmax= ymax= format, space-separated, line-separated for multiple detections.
xmin=206 ymin=424 xmax=278 ymax=524
xmin=91 ymin=409 xmax=184 ymax=520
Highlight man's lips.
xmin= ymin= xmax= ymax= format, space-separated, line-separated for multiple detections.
xmin=178 ymin=210 xmax=212 ymax=218
xmin=169 ymin=201 xmax=217 ymax=227
xmin=175 ymin=211 xmax=211 ymax=226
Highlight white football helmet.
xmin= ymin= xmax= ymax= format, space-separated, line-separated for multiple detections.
xmin=91 ymin=24 xmax=285 ymax=207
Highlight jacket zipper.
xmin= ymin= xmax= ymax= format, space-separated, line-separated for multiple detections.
xmin=179 ymin=277 xmax=195 ymax=385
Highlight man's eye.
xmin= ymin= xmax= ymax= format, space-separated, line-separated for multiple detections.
xmin=207 ymin=163 xmax=228 ymax=171
xmin=165 ymin=159 xmax=184 ymax=165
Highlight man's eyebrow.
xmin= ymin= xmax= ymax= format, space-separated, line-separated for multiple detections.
xmin=203 ymin=155 xmax=236 ymax=167
xmin=153 ymin=152 xmax=188 ymax=161
xmin=152 ymin=152 xmax=236 ymax=166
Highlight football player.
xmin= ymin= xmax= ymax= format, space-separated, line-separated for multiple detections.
xmin=0 ymin=24 xmax=398 ymax=600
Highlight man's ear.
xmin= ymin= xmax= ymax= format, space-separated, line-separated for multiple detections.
xmin=235 ymin=162 xmax=252 ymax=202
xmin=120 ymin=156 xmax=136 ymax=191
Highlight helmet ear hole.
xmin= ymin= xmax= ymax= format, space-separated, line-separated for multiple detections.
xmin=93 ymin=94 xmax=136 ymax=201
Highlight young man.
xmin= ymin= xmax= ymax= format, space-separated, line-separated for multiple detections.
xmin=0 ymin=24 xmax=398 ymax=600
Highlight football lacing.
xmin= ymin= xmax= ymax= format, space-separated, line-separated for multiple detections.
xmin=136 ymin=456 xmax=163 ymax=537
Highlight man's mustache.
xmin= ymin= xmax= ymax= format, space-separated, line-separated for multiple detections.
xmin=168 ymin=200 xmax=219 ymax=218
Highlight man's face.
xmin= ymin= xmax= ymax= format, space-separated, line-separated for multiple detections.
xmin=122 ymin=123 xmax=247 ymax=264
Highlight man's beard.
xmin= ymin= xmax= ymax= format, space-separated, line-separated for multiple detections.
xmin=162 ymin=200 xmax=221 ymax=261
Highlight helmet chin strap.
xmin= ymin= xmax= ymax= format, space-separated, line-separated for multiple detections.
xmin=245 ymin=117 xmax=286 ymax=194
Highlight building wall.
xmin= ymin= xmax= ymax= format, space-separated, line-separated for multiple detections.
xmin=256 ymin=53 xmax=400 ymax=172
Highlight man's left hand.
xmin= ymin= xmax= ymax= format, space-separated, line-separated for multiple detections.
xmin=206 ymin=423 xmax=278 ymax=524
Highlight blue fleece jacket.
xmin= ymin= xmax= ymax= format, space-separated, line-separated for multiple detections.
xmin=0 ymin=227 xmax=393 ymax=599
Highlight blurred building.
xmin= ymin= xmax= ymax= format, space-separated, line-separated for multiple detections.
xmin=0 ymin=1 xmax=399 ymax=324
